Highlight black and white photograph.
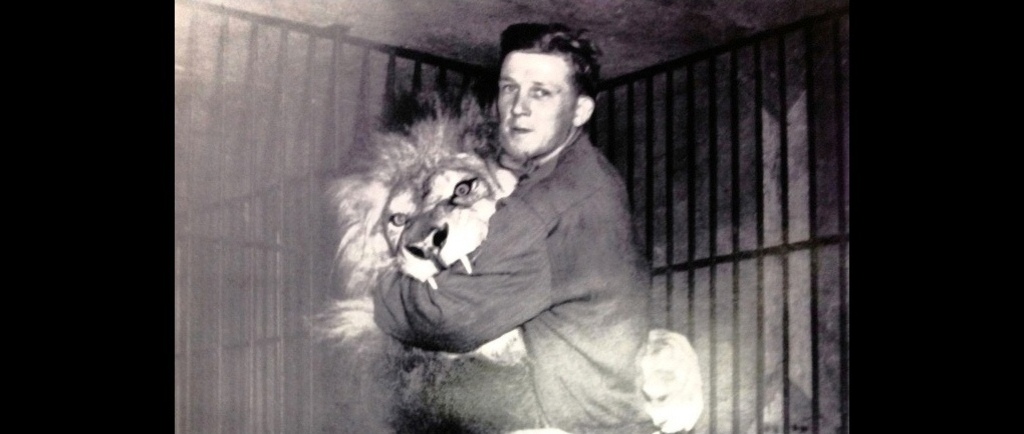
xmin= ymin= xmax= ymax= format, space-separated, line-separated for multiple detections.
xmin=174 ymin=1 xmax=850 ymax=432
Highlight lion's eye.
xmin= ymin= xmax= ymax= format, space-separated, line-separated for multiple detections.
xmin=388 ymin=213 xmax=407 ymax=226
xmin=453 ymin=178 xmax=477 ymax=198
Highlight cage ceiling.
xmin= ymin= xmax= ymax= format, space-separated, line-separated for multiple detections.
xmin=189 ymin=0 xmax=849 ymax=79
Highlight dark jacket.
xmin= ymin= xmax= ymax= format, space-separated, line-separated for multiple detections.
xmin=373 ymin=133 xmax=652 ymax=431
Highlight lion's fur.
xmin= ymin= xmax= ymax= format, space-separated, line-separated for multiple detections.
xmin=315 ymin=90 xmax=542 ymax=433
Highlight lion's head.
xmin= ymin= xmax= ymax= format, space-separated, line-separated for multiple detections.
xmin=639 ymin=329 xmax=705 ymax=433
xmin=319 ymin=91 xmax=516 ymax=342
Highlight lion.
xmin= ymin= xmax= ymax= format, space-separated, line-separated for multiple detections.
xmin=316 ymin=90 xmax=703 ymax=433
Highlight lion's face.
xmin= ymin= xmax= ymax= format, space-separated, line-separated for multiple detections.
xmin=640 ymin=329 xmax=705 ymax=433
xmin=379 ymin=153 xmax=517 ymax=285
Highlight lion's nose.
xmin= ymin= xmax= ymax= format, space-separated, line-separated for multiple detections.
xmin=405 ymin=245 xmax=429 ymax=259
xmin=404 ymin=223 xmax=448 ymax=259
xmin=432 ymin=224 xmax=448 ymax=248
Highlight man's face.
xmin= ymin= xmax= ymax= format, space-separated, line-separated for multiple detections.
xmin=497 ymin=51 xmax=593 ymax=161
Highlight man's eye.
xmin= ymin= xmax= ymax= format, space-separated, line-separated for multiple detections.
xmin=453 ymin=179 xmax=477 ymax=197
xmin=530 ymin=88 xmax=551 ymax=98
xmin=388 ymin=213 xmax=407 ymax=226
xmin=500 ymin=84 xmax=517 ymax=93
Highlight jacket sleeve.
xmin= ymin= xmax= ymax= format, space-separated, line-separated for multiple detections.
xmin=372 ymin=196 xmax=554 ymax=353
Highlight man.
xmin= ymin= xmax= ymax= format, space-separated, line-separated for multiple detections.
xmin=373 ymin=23 xmax=653 ymax=433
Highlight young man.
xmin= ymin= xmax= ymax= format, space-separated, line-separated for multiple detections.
xmin=373 ymin=23 xmax=653 ymax=433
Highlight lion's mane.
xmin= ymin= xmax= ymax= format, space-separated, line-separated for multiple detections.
xmin=315 ymin=89 xmax=529 ymax=433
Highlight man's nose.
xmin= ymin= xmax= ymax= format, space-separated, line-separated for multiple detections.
xmin=511 ymin=91 xmax=530 ymax=116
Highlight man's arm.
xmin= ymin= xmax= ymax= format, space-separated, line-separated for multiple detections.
xmin=373 ymin=196 xmax=554 ymax=353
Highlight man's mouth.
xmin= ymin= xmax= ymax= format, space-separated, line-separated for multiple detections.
xmin=509 ymin=127 xmax=532 ymax=135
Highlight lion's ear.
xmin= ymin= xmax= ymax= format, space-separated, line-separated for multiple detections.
xmin=328 ymin=176 xmax=393 ymax=298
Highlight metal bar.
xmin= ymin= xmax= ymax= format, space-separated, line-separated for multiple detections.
xmin=803 ymin=24 xmax=821 ymax=434
xmin=212 ymin=14 xmax=229 ymax=434
xmin=729 ymin=49 xmax=742 ymax=434
xmin=777 ymin=32 xmax=792 ymax=434
xmin=685 ymin=64 xmax=697 ymax=339
xmin=664 ymin=71 xmax=675 ymax=329
xmin=833 ymin=16 xmax=849 ymax=434
xmin=626 ymin=83 xmax=635 ymax=213
xmin=707 ymin=55 xmax=718 ymax=434
xmin=753 ymin=40 xmax=766 ymax=434
xmin=360 ymin=41 xmax=488 ymax=76
xmin=606 ymin=85 xmax=616 ymax=168
xmin=179 ymin=7 xmax=199 ymax=433
xmin=273 ymin=29 xmax=289 ymax=432
xmin=413 ymin=61 xmax=423 ymax=93
xmin=323 ymin=27 xmax=341 ymax=172
xmin=437 ymin=66 xmax=448 ymax=89
xmin=302 ymin=33 xmax=317 ymax=430
xmin=245 ymin=22 xmax=260 ymax=433
xmin=651 ymin=235 xmax=846 ymax=276
xmin=588 ymin=103 xmax=597 ymax=141
xmin=385 ymin=53 xmax=397 ymax=119
xmin=644 ymin=77 xmax=654 ymax=261
xmin=597 ymin=7 xmax=849 ymax=90
xmin=354 ymin=47 xmax=372 ymax=153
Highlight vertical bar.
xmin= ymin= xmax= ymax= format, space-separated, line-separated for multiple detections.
xmin=833 ymin=16 xmax=849 ymax=434
xmin=323 ymin=27 xmax=341 ymax=174
xmin=685 ymin=64 xmax=697 ymax=339
xmin=245 ymin=22 xmax=260 ymax=433
xmin=213 ymin=14 xmax=229 ymax=434
xmin=606 ymin=86 xmax=616 ymax=166
xmin=644 ymin=77 xmax=654 ymax=262
xmin=753 ymin=40 xmax=766 ymax=434
xmin=179 ymin=7 xmax=199 ymax=433
xmin=274 ymin=28 xmax=289 ymax=433
xmin=354 ymin=48 xmax=372 ymax=156
xmin=663 ymin=71 xmax=675 ymax=329
xmin=303 ymin=33 xmax=317 ymax=429
xmin=412 ymin=61 xmax=423 ymax=94
xmin=626 ymin=83 xmax=635 ymax=213
xmin=777 ymin=32 xmax=792 ymax=434
xmin=729 ymin=48 xmax=741 ymax=434
xmin=707 ymin=55 xmax=719 ymax=434
xmin=437 ymin=66 xmax=448 ymax=89
xmin=803 ymin=24 xmax=821 ymax=434
xmin=384 ymin=53 xmax=396 ymax=119
xmin=588 ymin=97 xmax=597 ymax=141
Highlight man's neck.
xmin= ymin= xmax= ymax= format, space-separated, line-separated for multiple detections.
xmin=534 ymin=127 xmax=581 ymax=167
xmin=500 ymin=127 xmax=581 ymax=178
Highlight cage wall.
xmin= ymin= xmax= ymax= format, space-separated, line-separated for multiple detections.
xmin=173 ymin=1 xmax=485 ymax=432
xmin=590 ymin=9 xmax=849 ymax=434
xmin=175 ymin=0 xmax=849 ymax=432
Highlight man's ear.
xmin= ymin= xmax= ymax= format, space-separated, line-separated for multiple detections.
xmin=572 ymin=95 xmax=595 ymax=127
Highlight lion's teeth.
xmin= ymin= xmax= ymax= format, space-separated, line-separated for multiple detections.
xmin=459 ymin=256 xmax=473 ymax=274
xmin=426 ymin=277 xmax=438 ymax=290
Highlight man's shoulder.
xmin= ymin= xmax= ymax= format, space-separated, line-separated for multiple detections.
xmin=521 ymin=138 xmax=627 ymax=217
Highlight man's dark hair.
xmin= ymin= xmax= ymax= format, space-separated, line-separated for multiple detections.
xmin=499 ymin=23 xmax=602 ymax=97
